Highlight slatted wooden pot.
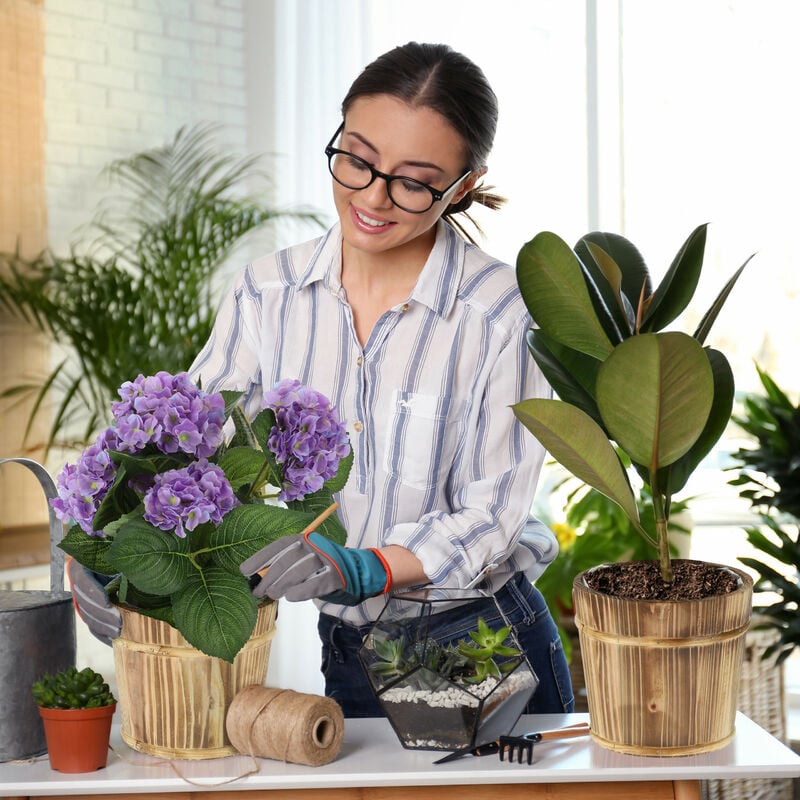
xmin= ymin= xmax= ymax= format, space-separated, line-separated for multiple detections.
xmin=572 ymin=560 xmax=753 ymax=756
xmin=112 ymin=601 xmax=277 ymax=759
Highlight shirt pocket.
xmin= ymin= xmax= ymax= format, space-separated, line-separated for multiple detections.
xmin=383 ymin=390 xmax=451 ymax=491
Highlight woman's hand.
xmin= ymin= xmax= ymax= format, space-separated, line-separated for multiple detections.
xmin=240 ymin=532 xmax=393 ymax=606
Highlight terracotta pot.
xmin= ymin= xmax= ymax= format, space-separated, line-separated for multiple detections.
xmin=572 ymin=559 xmax=753 ymax=756
xmin=38 ymin=703 xmax=116 ymax=773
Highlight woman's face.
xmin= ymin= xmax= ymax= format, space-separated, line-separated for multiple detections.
xmin=332 ymin=94 xmax=477 ymax=263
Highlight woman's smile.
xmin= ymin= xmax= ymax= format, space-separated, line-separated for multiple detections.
xmin=351 ymin=205 xmax=395 ymax=231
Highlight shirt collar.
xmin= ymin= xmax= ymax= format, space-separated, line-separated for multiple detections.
xmin=411 ymin=220 xmax=465 ymax=318
xmin=296 ymin=220 xmax=465 ymax=318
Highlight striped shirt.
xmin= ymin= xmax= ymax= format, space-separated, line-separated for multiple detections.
xmin=190 ymin=221 xmax=557 ymax=624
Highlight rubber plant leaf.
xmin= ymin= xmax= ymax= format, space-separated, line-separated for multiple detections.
xmin=576 ymin=232 xmax=649 ymax=338
xmin=526 ymin=329 xmax=603 ymax=425
xmin=512 ymin=398 xmax=641 ymax=529
xmin=655 ymin=347 xmax=735 ymax=495
xmin=596 ymin=332 xmax=714 ymax=472
xmin=516 ymin=232 xmax=614 ymax=360
xmin=693 ymin=254 xmax=754 ymax=344
xmin=640 ymin=224 xmax=707 ymax=333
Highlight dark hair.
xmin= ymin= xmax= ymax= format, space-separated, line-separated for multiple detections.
xmin=341 ymin=42 xmax=505 ymax=242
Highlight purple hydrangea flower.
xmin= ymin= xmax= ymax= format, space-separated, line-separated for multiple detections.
xmin=51 ymin=428 xmax=120 ymax=535
xmin=263 ymin=379 xmax=350 ymax=502
xmin=111 ymin=371 xmax=225 ymax=458
xmin=143 ymin=459 xmax=239 ymax=538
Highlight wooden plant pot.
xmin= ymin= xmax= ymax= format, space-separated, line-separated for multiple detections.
xmin=38 ymin=704 xmax=116 ymax=773
xmin=112 ymin=601 xmax=277 ymax=760
xmin=572 ymin=560 xmax=753 ymax=756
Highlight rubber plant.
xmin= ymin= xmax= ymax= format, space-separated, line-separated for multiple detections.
xmin=0 ymin=124 xmax=322 ymax=454
xmin=512 ymin=225 xmax=751 ymax=583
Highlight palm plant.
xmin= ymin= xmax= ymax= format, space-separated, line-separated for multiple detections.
xmin=731 ymin=366 xmax=800 ymax=664
xmin=0 ymin=124 xmax=322 ymax=453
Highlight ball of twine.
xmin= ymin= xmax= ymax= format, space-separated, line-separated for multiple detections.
xmin=226 ymin=685 xmax=344 ymax=767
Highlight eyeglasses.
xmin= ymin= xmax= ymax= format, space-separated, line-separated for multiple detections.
xmin=324 ymin=123 xmax=471 ymax=214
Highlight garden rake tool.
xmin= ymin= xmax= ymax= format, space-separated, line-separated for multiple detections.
xmin=434 ymin=722 xmax=590 ymax=764
xmin=498 ymin=721 xmax=591 ymax=764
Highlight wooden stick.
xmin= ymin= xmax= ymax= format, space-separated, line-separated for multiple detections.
xmin=257 ymin=502 xmax=340 ymax=578
xmin=300 ymin=501 xmax=339 ymax=535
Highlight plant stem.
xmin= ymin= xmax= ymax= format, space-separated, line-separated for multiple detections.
xmin=650 ymin=471 xmax=674 ymax=583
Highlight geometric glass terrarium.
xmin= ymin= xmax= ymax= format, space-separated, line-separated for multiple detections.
xmin=358 ymin=587 xmax=539 ymax=751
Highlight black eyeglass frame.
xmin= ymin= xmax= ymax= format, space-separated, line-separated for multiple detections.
xmin=324 ymin=123 xmax=471 ymax=214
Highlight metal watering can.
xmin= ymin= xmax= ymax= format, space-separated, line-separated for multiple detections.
xmin=0 ymin=458 xmax=76 ymax=761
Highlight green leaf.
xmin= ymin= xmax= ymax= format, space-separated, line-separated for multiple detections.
xmin=58 ymin=525 xmax=117 ymax=575
xmin=658 ymin=347 xmax=734 ymax=494
xmin=107 ymin=516 xmax=194 ymax=595
xmin=641 ymin=223 xmax=707 ymax=333
xmin=526 ymin=330 xmax=603 ymax=424
xmin=516 ymin=232 xmax=614 ymax=360
xmin=693 ymin=253 xmax=753 ymax=344
xmin=320 ymin=446 xmax=354 ymax=495
xmin=211 ymin=503 xmax=317 ymax=573
xmin=218 ymin=446 xmax=271 ymax=492
xmin=596 ymin=332 xmax=713 ymax=471
xmin=250 ymin=407 xmax=278 ymax=453
xmin=220 ymin=390 xmax=245 ymax=418
xmin=93 ymin=464 xmax=141 ymax=532
xmin=577 ymin=232 xmax=651 ymax=314
xmin=171 ymin=567 xmax=257 ymax=662
xmin=287 ymin=490 xmax=348 ymax=545
xmin=577 ymin=234 xmax=648 ymax=339
xmin=512 ymin=398 xmax=641 ymax=529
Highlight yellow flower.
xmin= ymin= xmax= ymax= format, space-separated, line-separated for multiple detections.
xmin=551 ymin=522 xmax=577 ymax=550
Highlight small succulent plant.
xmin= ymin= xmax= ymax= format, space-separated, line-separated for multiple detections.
xmin=455 ymin=617 xmax=523 ymax=683
xmin=32 ymin=666 xmax=116 ymax=710
xmin=369 ymin=617 xmax=522 ymax=687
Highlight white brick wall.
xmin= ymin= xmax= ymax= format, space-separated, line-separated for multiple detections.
xmin=44 ymin=0 xmax=249 ymax=253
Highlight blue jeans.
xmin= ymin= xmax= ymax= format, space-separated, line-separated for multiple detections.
xmin=317 ymin=572 xmax=574 ymax=717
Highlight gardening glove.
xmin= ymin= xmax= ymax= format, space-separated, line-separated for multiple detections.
xmin=240 ymin=532 xmax=392 ymax=606
xmin=66 ymin=558 xmax=122 ymax=646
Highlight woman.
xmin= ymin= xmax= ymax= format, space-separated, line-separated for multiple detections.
xmin=72 ymin=42 xmax=574 ymax=716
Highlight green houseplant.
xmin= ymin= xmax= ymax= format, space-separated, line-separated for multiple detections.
xmin=358 ymin=591 xmax=538 ymax=752
xmin=512 ymin=224 xmax=754 ymax=755
xmin=32 ymin=666 xmax=116 ymax=773
xmin=0 ymin=124 xmax=322 ymax=454
xmin=52 ymin=370 xmax=352 ymax=759
xmin=731 ymin=366 xmax=800 ymax=665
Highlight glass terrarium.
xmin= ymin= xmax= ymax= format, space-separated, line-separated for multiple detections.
xmin=358 ymin=587 xmax=539 ymax=751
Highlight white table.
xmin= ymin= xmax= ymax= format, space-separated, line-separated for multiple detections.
xmin=1 ymin=713 xmax=799 ymax=799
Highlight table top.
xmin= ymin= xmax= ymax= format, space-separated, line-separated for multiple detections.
xmin=1 ymin=712 xmax=799 ymax=796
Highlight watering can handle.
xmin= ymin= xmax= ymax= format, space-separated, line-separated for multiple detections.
xmin=0 ymin=457 xmax=65 ymax=594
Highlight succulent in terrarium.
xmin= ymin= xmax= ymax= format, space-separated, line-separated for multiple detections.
xmin=369 ymin=617 xmax=522 ymax=687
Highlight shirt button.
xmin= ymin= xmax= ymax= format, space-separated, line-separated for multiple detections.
xmin=353 ymin=421 xmax=363 ymax=433
xmin=401 ymin=303 xmax=409 ymax=312
xmin=356 ymin=356 xmax=363 ymax=367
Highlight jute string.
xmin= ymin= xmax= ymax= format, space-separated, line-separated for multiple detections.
xmin=226 ymin=685 xmax=345 ymax=767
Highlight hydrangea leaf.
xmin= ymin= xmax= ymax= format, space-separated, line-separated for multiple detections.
xmin=171 ymin=567 xmax=257 ymax=662
xmin=59 ymin=524 xmax=117 ymax=576
xmin=211 ymin=503 xmax=318 ymax=573
xmin=107 ymin=516 xmax=194 ymax=595
xmin=217 ymin=446 xmax=271 ymax=492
